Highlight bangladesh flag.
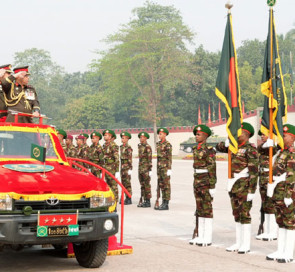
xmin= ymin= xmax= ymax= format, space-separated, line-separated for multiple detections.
xmin=215 ymin=13 xmax=243 ymax=154
xmin=260 ymin=9 xmax=287 ymax=149
xmin=31 ymin=144 xmax=46 ymax=162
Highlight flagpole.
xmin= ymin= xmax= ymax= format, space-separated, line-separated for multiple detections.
xmin=290 ymin=51 xmax=293 ymax=104
xmin=268 ymin=8 xmax=274 ymax=185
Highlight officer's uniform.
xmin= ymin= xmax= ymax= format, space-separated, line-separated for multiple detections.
xmin=216 ymin=122 xmax=258 ymax=253
xmin=156 ymin=127 xmax=172 ymax=210
xmin=138 ymin=132 xmax=152 ymax=208
xmin=88 ymin=132 xmax=104 ymax=177
xmin=1 ymin=66 xmax=40 ymax=123
xmin=0 ymin=64 xmax=11 ymax=121
xmin=103 ymin=130 xmax=119 ymax=202
xmin=266 ymin=124 xmax=295 ymax=263
xmin=189 ymin=125 xmax=216 ymax=247
xmin=120 ymin=132 xmax=133 ymax=205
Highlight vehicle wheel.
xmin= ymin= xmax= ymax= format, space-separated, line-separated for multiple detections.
xmin=52 ymin=244 xmax=66 ymax=250
xmin=186 ymin=147 xmax=192 ymax=153
xmin=73 ymin=239 xmax=108 ymax=268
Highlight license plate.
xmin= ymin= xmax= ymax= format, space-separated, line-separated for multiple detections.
xmin=37 ymin=224 xmax=79 ymax=237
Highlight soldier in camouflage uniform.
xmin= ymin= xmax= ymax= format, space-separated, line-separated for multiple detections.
xmin=137 ymin=132 xmax=152 ymax=208
xmin=0 ymin=64 xmax=12 ymax=122
xmin=266 ymin=124 xmax=295 ymax=263
xmin=75 ymin=135 xmax=89 ymax=168
xmin=155 ymin=127 xmax=172 ymax=211
xmin=189 ymin=125 xmax=216 ymax=247
xmin=256 ymin=130 xmax=278 ymax=241
xmin=216 ymin=122 xmax=258 ymax=254
xmin=103 ymin=129 xmax=120 ymax=202
xmin=120 ymin=132 xmax=133 ymax=205
xmin=56 ymin=129 xmax=67 ymax=152
xmin=65 ymin=135 xmax=77 ymax=158
xmin=88 ymin=131 xmax=104 ymax=177
xmin=80 ymin=133 xmax=89 ymax=146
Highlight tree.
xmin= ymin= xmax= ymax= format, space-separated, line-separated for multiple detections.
xmin=92 ymin=1 xmax=194 ymax=145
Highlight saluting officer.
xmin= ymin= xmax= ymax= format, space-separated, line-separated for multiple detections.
xmin=0 ymin=66 xmax=40 ymax=123
xmin=0 ymin=64 xmax=13 ymax=121
xmin=103 ymin=129 xmax=120 ymax=202
xmin=137 ymin=132 xmax=152 ymax=208
xmin=120 ymin=132 xmax=133 ymax=205
xmin=155 ymin=127 xmax=172 ymax=211
xmin=189 ymin=125 xmax=216 ymax=247
xmin=88 ymin=131 xmax=104 ymax=177
xmin=266 ymin=124 xmax=295 ymax=263
xmin=216 ymin=122 xmax=259 ymax=254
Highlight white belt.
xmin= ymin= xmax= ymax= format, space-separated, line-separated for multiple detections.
xmin=227 ymin=167 xmax=249 ymax=192
xmin=261 ymin=168 xmax=269 ymax=172
xmin=267 ymin=172 xmax=287 ymax=197
xmin=194 ymin=169 xmax=208 ymax=174
xmin=273 ymin=174 xmax=286 ymax=183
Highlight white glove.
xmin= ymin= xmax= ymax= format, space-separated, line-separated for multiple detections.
xmin=284 ymin=197 xmax=293 ymax=207
xmin=149 ymin=171 xmax=152 ymax=177
xmin=209 ymin=188 xmax=216 ymax=197
xmin=167 ymin=169 xmax=172 ymax=176
xmin=225 ymin=139 xmax=230 ymax=148
xmin=128 ymin=170 xmax=132 ymax=175
xmin=262 ymin=139 xmax=274 ymax=148
xmin=115 ymin=172 xmax=120 ymax=179
xmin=247 ymin=193 xmax=255 ymax=202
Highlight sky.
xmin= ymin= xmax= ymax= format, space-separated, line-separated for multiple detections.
xmin=2 ymin=0 xmax=294 ymax=73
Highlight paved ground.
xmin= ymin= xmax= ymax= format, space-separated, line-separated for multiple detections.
xmin=0 ymin=159 xmax=294 ymax=271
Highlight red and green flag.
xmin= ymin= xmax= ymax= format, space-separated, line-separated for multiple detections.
xmin=215 ymin=13 xmax=243 ymax=154
xmin=260 ymin=9 xmax=287 ymax=149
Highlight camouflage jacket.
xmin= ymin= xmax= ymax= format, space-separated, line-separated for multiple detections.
xmin=65 ymin=144 xmax=77 ymax=158
xmin=120 ymin=144 xmax=132 ymax=170
xmin=103 ymin=141 xmax=119 ymax=172
xmin=76 ymin=144 xmax=89 ymax=161
xmin=157 ymin=140 xmax=172 ymax=169
xmin=216 ymin=141 xmax=259 ymax=194
xmin=138 ymin=143 xmax=152 ymax=172
xmin=193 ymin=143 xmax=216 ymax=188
xmin=273 ymin=147 xmax=295 ymax=200
xmin=258 ymin=144 xmax=278 ymax=176
xmin=88 ymin=143 xmax=104 ymax=167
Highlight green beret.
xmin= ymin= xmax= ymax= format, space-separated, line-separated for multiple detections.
xmin=193 ymin=125 xmax=211 ymax=137
xmin=138 ymin=132 xmax=150 ymax=139
xmin=103 ymin=129 xmax=116 ymax=138
xmin=241 ymin=122 xmax=254 ymax=138
xmin=258 ymin=129 xmax=262 ymax=136
xmin=56 ymin=129 xmax=67 ymax=139
xmin=80 ymin=133 xmax=89 ymax=139
xmin=157 ymin=127 xmax=169 ymax=135
xmin=91 ymin=131 xmax=102 ymax=140
xmin=120 ymin=131 xmax=131 ymax=139
xmin=283 ymin=124 xmax=295 ymax=136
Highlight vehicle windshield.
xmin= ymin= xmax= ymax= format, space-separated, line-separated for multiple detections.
xmin=0 ymin=131 xmax=58 ymax=159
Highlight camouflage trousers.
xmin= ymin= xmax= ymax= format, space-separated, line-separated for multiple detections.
xmin=105 ymin=166 xmax=118 ymax=202
xmin=259 ymin=175 xmax=275 ymax=214
xmin=157 ymin=167 xmax=171 ymax=201
xmin=138 ymin=170 xmax=152 ymax=200
xmin=194 ymin=183 xmax=213 ymax=218
xmin=229 ymin=191 xmax=252 ymax=224
xmin=121 ymin=168 xmax=132 ymax=196
xmin=273 ymin=200 xmax=295 ymax=230
xmin=90 ymin=161 xmax=101 ymax=178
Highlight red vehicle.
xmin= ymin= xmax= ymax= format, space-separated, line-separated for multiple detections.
xmin=0 ymin=116 xmax=118 ymax=268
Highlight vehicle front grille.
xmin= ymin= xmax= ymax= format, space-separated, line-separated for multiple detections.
xmin=14 ymin=199 xmax=90 ymax=211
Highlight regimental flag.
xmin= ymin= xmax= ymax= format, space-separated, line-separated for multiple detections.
xmin=215 ymin=13 xmax=243 ymax=154
xmin=260 ymin=9 xmax=287 ymax=149
xmin=31 ymin=144 xmax=46 ymax=162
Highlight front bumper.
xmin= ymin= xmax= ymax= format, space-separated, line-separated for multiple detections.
xmin=0 ymin=212 xmax=118 ymax=245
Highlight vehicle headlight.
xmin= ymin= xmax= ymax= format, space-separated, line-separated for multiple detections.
xmin=90 ymin=195 xmax=115 ymax=209
xmin=0 ymin=195 xmax=12 ymax=211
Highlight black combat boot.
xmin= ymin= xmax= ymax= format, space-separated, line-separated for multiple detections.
xmin=137 ymin=199 xmax=144 ymax=207
xmin=158 ymin=200 xmax=169 ymax=210
xmin=124 ymin=197 xmax=132 ymax=205
xmin=142 ymin=199 xmax=151 ymax=208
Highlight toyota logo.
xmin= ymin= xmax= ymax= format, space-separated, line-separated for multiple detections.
xmin=46 ymin=197 xmax=60 ymax=206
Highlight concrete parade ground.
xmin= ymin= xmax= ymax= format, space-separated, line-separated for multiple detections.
xmin=0 ymin=159 xmax=294 ymax=272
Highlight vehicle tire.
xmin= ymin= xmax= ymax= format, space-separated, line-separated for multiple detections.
xmin=52 ymin=244 xmax=66 ymax=250
xmin=73 ymin=239 xmax=108 ymax=268
xmin=186 ymin=147 xmax=192 ymax=153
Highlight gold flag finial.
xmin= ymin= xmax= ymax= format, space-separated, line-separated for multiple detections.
xmin=225 ymin=1 xmax=233 ymax=11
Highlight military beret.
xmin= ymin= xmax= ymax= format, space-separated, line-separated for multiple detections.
xmin=56 ymin=129 xmax=67 ymax=139
xmin=138 ymin=132 xmax=150 ymax=139
xmin=241 ymin=122 xmax=254 ymax=138
xmin=157 ymin=127 xmax=169 ymax=135
xmin=283 ymin=124 xmax=295 ymax=136
xmin=258 ymin=129 xmax=262 ymax=136
xmin=193 ymin=125 xmax=211 ymax=137
xmin=67 ymin=135 xmax=73 ymax=140
xmin=0 ymin=64 xmax=12 ymax=73
xmin=120 ymin=131 xmax=131 ymax=139
xmin=103 ymin=129 xmax=116 ymax=138
xmin=76 ymin=135 xmax=85 ymax=140
xmin=13 ymin=66 xmax=30 ymax=75
xmin=91 ymin=131 xmax=102 ymax=139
